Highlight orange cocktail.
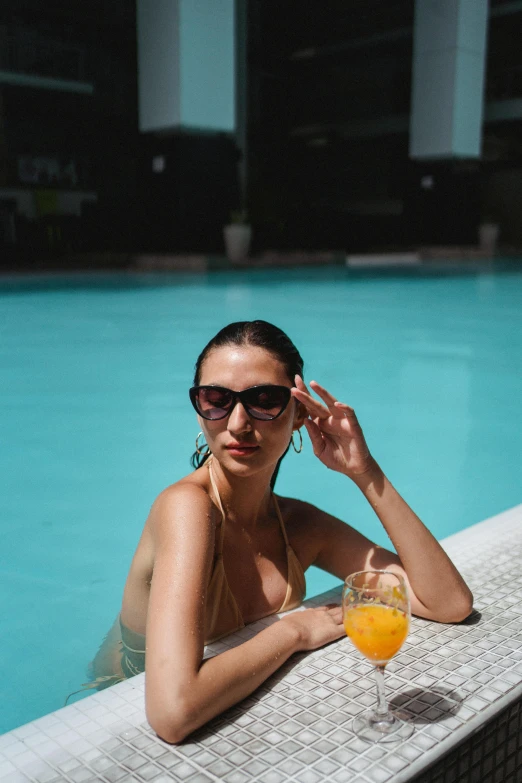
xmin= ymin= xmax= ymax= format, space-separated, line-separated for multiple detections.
xmin=342 ymin=570 xmax=413 ymax=743
xmin=343 ymin=604 xmax=409 ymax=663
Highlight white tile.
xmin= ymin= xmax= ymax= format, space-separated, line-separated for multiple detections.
xmin=1 ymin=744 xmax=27 ymax=761
xmin=42 ymin=724 xmax=71 ymax=740
xmin=55 ymin=730 xmax=84 ymax=748
xmin=10 ymin=751 xmax=40 ymax=769
xmin=21 ymin=734 xmax=51 ymax=750
xmin=17 ymin=760 xmax=57 ymax=783
xmin=0 ymin=772 xmax=33 ymax=783
xmin=80 ymin=705 xmax=109 ymax=721
xmin=74 ymin=722 xmax=103 ymax=739
xmin=28 ymin=717 xmax=60 ymax=733
xmin=28 ymin=740 xmax=61 ymax=759
xmin=10 ymin=726 xmax=39 ymax=741
xmin=410 ymin=732 xmax=438 ymax=751
xmin=65 ymin=740 xmax=93 ymax=757
xmin=365 ymin=766 xmax=393 ymax=783
xmin=82 ymin=729 xmax=112 ymax=745
xmin=61 ymin=713 xmax=90 ymax=730
xmin=0 ymin=738 xmax=19 ymax=753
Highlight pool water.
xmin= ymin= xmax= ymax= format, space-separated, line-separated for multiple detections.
xmin=1 ymin=264 xmax=522 ymax=733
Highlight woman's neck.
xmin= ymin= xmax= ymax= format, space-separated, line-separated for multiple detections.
xmin=208 ymin=457 xmax=275 ymax=531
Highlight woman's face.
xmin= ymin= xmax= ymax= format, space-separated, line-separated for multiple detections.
xmin=197 ymin=344 xmax=305 ymax=477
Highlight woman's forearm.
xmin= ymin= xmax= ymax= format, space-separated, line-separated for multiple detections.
xmin=353 ymin=459 xmax=473 ymax=621
xmin=147 ymin=618 xmax=301 ymax=743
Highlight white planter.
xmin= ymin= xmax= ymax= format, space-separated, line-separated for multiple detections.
xmin=478 ymin=222 xmax=499 ymax=253
xmin=223 ymin=224 xmax=252 ymax=263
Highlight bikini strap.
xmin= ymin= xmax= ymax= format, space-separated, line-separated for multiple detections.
xmin=208 ymin=458 xmax=290 ymax=552
xmin=272 ymin=493 xmax=290 ymax=548
xmin=207 ymin=458 xmax=226 ymax=555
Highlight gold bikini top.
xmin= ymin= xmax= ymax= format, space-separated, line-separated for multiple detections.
xmin=205 ymin=459 xmax=306 ymax=643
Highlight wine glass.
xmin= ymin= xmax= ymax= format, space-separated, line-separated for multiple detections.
xmin=342 ymin=570 xmax=414 ymax=742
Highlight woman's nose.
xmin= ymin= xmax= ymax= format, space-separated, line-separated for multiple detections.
xmin=227 ymin=400 xmax=252 ymax=432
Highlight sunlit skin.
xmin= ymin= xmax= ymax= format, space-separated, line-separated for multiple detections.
xmin=111 ymin=342 xmax=473 ymax=744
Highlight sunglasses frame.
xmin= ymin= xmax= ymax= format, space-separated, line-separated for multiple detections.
xmin=189 ymin=384 xmax=292 ymax=421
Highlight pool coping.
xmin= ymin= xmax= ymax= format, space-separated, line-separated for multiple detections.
xmin=2 ymin=251 xmax=522 ymax=283
xmin=1 ymin=503 xmax=521 ymax=783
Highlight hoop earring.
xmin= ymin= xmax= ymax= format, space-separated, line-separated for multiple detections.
xmin=291 ymin=429 xmax=303 ymax=454
xmin=195 ymin=431 xmax=211 ymax=456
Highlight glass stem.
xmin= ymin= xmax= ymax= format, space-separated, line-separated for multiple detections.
xmin=373 ymin=664 xmax=388 ymax=716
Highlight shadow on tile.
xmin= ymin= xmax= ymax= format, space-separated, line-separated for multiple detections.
xmin=389 ymin=685 xmax=464 ymax=723
xmin=459 ymin=609 xmax=482 ymax=625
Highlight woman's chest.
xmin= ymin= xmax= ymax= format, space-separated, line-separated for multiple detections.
xmin=220 ymin=528 xmax=290 ymax=622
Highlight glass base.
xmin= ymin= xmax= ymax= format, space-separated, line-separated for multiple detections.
xmin=352 ymin=708 xmax=414 ymax=743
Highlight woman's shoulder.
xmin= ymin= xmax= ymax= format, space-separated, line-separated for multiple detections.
xmin=155 ymin=470 xmax=210 ymax=502
xmin=146 ymin=470 xmax=215 ymax=537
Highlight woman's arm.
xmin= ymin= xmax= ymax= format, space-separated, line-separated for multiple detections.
xmin=145 ymin=484 xmax=344 ymax=744
xmin=353 ymin=461 xmax=472 ymax=621
xmin=291 ymin=378 xmax=473 ymax=624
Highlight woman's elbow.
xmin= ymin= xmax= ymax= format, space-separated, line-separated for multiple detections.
xmin=146 ymin=699 xmax=195 ymax=745
xmin=418 ymin=588 xmax=474 ymax=624
xmin=151 ymin=720 xmax=188 ymax=746
xmin=438 ymin=590 xmax=474 ymax=624
xmin=453 ymin=590 xmax=474 ymax=622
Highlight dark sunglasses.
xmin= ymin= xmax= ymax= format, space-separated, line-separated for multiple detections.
xmin=189 ymin=384 xmax=292 ymax=421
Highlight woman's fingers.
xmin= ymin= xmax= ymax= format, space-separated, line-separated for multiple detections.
xmin=310 ymin=381 xmax=351 ymax=418
xmin=334 ymin=401 xmax=357 ymax=419
xmin=304 ymin=418 xmax=326 ymax=455
xmin=334 ymin=402 xmax=366 ymax=440
xmin=292 ymin=387 xmax=330 ymax=420
xmin=309 ymin=380 xmax=338 ymax=405
xmin=293 ymin=377 xmax=356 ymax=425
xmin=294 ymin=375 xmax=309 ymax=393
xmin=322 ymin=604 xmax=343 ymax=622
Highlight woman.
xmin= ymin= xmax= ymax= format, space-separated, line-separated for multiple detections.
xmin=91 ymin=320 xmax=473 ymax=743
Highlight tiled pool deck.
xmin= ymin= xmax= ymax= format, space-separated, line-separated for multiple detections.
xmin=2 ymin=505 xmax=521 ymax=783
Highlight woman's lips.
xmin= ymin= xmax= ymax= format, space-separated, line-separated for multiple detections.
xmin=226 ymin=443 xmax=259 ymax=456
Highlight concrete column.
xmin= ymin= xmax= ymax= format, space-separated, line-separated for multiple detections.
xmin=136 ymin=0 xmax=236 ymax=133
xmin=409 ymin=0 xmax=488 ymax=159
xmin=235 ymin=0 xmax=248 ymax=207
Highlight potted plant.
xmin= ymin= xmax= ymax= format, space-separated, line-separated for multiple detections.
xmin=223 ymin=209 xmax=252 ymax=263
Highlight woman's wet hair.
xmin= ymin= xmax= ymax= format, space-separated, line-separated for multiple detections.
xmin=190 ymin=320 xmax=304 ymax=488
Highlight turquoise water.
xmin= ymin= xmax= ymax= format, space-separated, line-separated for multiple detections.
xmin=1 ymin=264 xmax=522 ymax=734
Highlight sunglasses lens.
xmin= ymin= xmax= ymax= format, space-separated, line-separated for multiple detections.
xmin=195 ymin=387 xmax=233 ymax=419
xmin=242 ymin=386 xmax=290 ymax=420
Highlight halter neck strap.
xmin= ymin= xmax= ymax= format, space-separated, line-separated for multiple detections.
xmin=272 ymin=493 xmax=290 ymax=547
xmin=207 ymin=456 xmax=289 ymax=551
xmin=208 ymin=458 xmax=226 ymax=554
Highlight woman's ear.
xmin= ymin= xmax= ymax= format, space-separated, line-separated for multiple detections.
xmin=293 ymin=400 xmax=308 ymax=429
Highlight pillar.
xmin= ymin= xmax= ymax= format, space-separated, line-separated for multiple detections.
xmin=136 ymin=0 xmax=236 ymax=133
xmin=409 ymin=0 xmax=489 ymax=159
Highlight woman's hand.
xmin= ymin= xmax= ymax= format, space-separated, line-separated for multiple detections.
xmin=292 ymin=376 xmax=375 ymax=479
xmin=281 ymin=605 xmax=344 ymax=651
